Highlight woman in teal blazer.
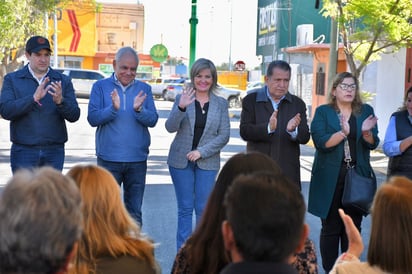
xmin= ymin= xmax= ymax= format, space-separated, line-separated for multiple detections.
xmin=308 ymin=72 xmax=379 ymax=272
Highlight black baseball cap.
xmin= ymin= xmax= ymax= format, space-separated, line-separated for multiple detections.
xmin=25 ymin=36 xmax=51 ymax=53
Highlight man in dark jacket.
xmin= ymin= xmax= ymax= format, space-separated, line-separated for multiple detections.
xmin=0 ymin=35 xmax=80 ymax=173
xmin=240 ymin=60 xmax=310 ymax=189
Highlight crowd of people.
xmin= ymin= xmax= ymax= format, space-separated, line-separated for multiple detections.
xmin=0 ymin=35 xmax=411 ymax=274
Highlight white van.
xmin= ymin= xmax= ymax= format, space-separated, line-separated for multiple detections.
xmin=55 ymin=68 xmax=108 ymax=98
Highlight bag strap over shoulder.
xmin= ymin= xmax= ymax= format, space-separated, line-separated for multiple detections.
xmin=343 ymin=138 xmax=352 ymax=168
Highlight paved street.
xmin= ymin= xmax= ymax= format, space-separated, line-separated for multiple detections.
xmin=0 ymin=99 xmax=388 ymax=273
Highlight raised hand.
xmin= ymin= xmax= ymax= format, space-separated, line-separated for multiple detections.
xmin=47 ymin=81 xmax=63 ymax=105
xmin=269 ymin=110 xmax=278 ymax=132
xmin=111 ymin=89 xmax=120 ymax=110
xmin=178 ymin=86 xmax=195 ymax=109
xmin=133 ymin=90 xmax=147 ymax=111
xmin=287 ymin=113 xmax=301 ymax=132
xmin=339 ymin=209 xmax=363 ymax=257
xmin=340 ymin=113 xmax=350 ymax=136
xmin=33 ymin=77 xmax=51 ymax=103
xmin=361 ymin=115 xmax=378 ymax=132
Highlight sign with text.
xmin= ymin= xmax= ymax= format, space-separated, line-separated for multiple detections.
xmin=256 ymin=0 xmax=278 ymax=64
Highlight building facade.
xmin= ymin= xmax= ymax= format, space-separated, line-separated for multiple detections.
xmin=49 ymin=2 xmax=160 ymax=79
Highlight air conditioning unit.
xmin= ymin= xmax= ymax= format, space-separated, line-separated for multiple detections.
xmin=296 ymin=24 xmax=314 ymax=46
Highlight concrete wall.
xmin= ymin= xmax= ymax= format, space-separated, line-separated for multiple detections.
xmin=362 ymin=48 xmax=407 ymax=145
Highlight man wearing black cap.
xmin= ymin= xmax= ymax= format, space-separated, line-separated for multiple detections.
xmin=0 ymin=35 xmax=80 ymax=173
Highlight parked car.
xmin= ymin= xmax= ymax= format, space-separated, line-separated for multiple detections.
xmin=240 ymin=81 xmax=265 ymax=100
xmin=54 ymin=68 xmax=107 ymax=98
xmin=215 ymin=84 xmax=242 ymax=108
xmin=148 ymin=77 xmax=185 ymax=100
xmin=164 ymin=81 xmax=242 ymax=108
xmin=163 ymin=83 xmax=184 ymax=102
xmin=246 ymin=81 xmax=265 ymax=90
xmin=241 ymin=81 xmax=265 ymax=101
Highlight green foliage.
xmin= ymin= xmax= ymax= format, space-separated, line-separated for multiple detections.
xmin=321 ymin=0 xmax=412 ymax=78
xmin=216 ymin=62 xmax=231 ymax=71
xmin=165 ymin=57 xmax=185 ymax=66
xmin=0 ymin=0 xmax=43 ymax=59
xmin=33 ymin=0 xmax=64 ymax=12
xmin=360 ymin=90 xmax=376 ymax=103
xmin=0 ymin=0 xmax=98 ymax=83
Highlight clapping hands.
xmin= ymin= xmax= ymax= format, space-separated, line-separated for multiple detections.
xmin=340 ymin=114 xmax=350 ymax=136
xmin=339 ymin=209 xmax=364 ymax=257
xmin=362 ymin=115 xmax=378 ymax=132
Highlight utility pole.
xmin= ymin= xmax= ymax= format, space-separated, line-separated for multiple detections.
xmin=228 ymin=0 xmax=233 ymax=71
xmin=53 ymin=10 xmax=58 ymax=68
xmin=328 ymin=16 xmax=338 ymax=90
xmin=189 ymin=0 xmax=198 ymax=70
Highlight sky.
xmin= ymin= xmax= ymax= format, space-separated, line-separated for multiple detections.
xmin=96 ymin=0 xmax=260 ymax=69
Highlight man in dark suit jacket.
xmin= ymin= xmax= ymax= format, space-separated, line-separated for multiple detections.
xmin=240 ymin=60 xmax=310 ymax=189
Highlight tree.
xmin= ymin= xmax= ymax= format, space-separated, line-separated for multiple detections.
xmin=322 ymin=0 xmax=412 ymax=79
xmin=0 ymin=0 xmax=98 ymax=84
xmin=216 ymin=62 xmax=231 ymax=71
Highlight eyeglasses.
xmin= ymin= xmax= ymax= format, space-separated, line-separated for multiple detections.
xmin=339 ymin=83 xmax=357 ymax=90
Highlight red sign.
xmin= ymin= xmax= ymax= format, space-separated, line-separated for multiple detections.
xmin=234 ymin=60 xmax=246 ymax=71
xmin=67 ymin=10 xmax=81 ymax=52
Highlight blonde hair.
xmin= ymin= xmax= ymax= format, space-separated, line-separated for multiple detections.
xmin=66 ymin=165 xmax=156 ymax=273
xmin=368 ymin=176 xmax=412 ymax=273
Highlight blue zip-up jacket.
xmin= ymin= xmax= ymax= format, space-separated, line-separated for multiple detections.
xmin=0 ymin=65 xmax=80 ymax=146
xmin=87 ymin=74 xmax=158 ymax=162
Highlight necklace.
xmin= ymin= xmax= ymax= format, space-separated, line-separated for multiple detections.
xmin=196 ymin=97 xmax=209 ymax=115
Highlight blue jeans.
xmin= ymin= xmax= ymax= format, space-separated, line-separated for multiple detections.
xmin=97 ymin=158 xmax=147 ymax=227
xmin=169 ymin=162 xmax=217 ymax=250
xmin=10 ymin=143 xmax=64 ymax=173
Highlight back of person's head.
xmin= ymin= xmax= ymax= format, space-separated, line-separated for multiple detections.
xmin=368 ymin=176 xmax=412 ymax=273
xmin=209 ymin=152 xmax=283 ymax=219
xmin=223 ymin=172 xmax=307 ymax=263
xmin=186 ymin=152 xmax=283 ymax=273
xmin=0 ymin=167 xmax=82 ymax=274
xmin=66 ymin=164 xmax=156 ymax=273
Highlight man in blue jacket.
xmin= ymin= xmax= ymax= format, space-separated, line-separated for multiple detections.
xmin=88 ymin=46 xmax=158 ymax=226
xmin=0 ymin=35 xmax=80 ymax=173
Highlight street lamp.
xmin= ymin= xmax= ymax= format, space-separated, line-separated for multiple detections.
xmin=189 ymin=0 xmax=198 ymax=69
xmin=53 ymin=10 xmax=58 ymax=68
xmin=228 ymin=0 xmax=233 ymax=71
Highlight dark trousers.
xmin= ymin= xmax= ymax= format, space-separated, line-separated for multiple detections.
xmin=97 ymin=157 xmax=147 ymax=227
xmin=320 ymin=164 xmax=363 ymax=272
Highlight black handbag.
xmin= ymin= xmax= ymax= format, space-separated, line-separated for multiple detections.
xmin=341 ymin=137 xmax=377 ymax=216
xmin=342 ymin=166 xmax=377 ymax=216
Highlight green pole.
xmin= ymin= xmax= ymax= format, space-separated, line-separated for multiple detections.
xmin=189 ymin=0 xmax=198 ymax=70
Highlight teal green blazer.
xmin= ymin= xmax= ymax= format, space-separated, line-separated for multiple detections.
xmin=308 ymin=104 xmax=379 ymax=219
